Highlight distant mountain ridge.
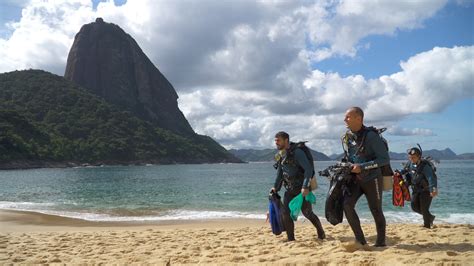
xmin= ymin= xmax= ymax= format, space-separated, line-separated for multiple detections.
xmin=457 ymin=153 xmax=474 ymax=160
xmin=388 ymin=148 xmax=459 ymax=160
xmin=229 ymin=147 xmax=330 ymax=162
xmin=230 ymin=147 xmax=472 ymax=162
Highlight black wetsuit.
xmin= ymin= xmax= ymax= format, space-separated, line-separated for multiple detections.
xmin=404 ymin=161 xmax=437 ymax=228
xmin=343 ymin=175 xmax=385 ymax=245
xmin=411 ymin=190 xmax=434 ymax=228
xmin=342 ymin=126 xmax=389 ymax=246
xmin=274 ymin=148 xmax=325 ymax=241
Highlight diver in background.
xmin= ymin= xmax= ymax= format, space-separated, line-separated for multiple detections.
xmin=403 ymin=146 xmax=438 ymax=228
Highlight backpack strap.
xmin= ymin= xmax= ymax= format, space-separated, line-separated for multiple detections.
xmin=416 ymin=159 xmax=427 ymax=175
xmin=296 ymin=142 xmax=315 ymax=177
xmin=341 ymin=133 xmax=349 ymax=161
xmin=273 ymin=155 xmax=283 ymax=170
xmin=280 ymin=142 xmax=298 ymax=168
xmin=359 ymin=127 xmax=370 ymax=152
xmin=342 ymin=126 xmax=370 ymax=158
xmin=287 ymin=142 xmax=315 ymax=177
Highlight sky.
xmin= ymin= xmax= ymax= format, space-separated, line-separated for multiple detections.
xmin=0 ymin=0 xmax=472 ymax=155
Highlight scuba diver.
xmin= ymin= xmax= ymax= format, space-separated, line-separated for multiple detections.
xmin=270 ymin=131 xmax=325 ymax=241
xmin=401 ymin=146 xmax=438 ymax=228
xmin=341 ymin=107 xmax=389 ymax=247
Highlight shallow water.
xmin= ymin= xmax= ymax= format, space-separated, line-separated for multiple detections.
xmin=0 ymin=160 xmax=472 ymax=224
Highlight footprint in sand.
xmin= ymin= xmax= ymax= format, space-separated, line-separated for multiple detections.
xmin=48 ymin=257 xmax=62 ymax=263
xmin=259 ymin=250 xmax=271 ymax=255
xmin=230 ymin=255 xmax=246 ymax=262
xmin=446 ymin=251 xmax=458 ymax=256
xmin=342 ymin=242 xmax=372 ymax=252
xmin=289 ymin=251 xmax=302 ymax=255
xmin=11 ymin=257 xmax=26 ymax=263
xmin=190 ymin=246 xmax=201 ymax=251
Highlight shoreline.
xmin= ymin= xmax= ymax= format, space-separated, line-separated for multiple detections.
xmin=1 ymin=206 xmax=473 ymax=226
xmin=0 ymin=158 xmax=474 ymax=172
xmin=0 ymin=209 xmax=265 ymax=232
xmin=1 ymin=158 xmax=473 ymax=171
xmin=0 ymin=159 xmax=247 ymax=171
xmin=1 ymin=210 xmax=472 ymax=264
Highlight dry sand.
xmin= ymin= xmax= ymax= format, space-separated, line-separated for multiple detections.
xmin=0 ymin=210 xmax=472 ymax=265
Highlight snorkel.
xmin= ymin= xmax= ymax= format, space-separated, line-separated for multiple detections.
xmin=417 ymin=143 xmax=423 ymax=156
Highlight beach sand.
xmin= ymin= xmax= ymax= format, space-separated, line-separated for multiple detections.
xmin=0 ymin=210 xmax=472 ymax=265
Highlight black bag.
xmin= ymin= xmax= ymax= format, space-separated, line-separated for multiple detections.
xmin=325 ymin=176 xmax=344 ymax=225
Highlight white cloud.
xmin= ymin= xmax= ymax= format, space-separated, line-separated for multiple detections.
xmin=388 ymin=126 xmax=436 ymax=136
xmin=300 ymin=0 xmax=449 ymax=61
xmin=0 ymin=0 xmax=95 ymax=74
xmin=365 ymin=46 xmax=474 ymax=119
xmin=1 ymin=0 xmax=470 ymax=154
xmin=179 ymin=46 xmax=473 ymax=154
xmin=0 ymin=0 xmax=451 ymax=87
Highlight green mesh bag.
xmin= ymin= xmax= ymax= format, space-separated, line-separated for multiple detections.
xmin=289 ymin=192 xmax=316 ymax=221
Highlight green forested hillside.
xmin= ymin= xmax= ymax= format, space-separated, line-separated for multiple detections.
xmin=0 ymin=70 xmax=239 ymax=168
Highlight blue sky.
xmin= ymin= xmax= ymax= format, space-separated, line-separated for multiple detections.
xmin=0 ymin=1 xmax=472 ymax=154
xmin=314 ymin=2 xmax=473 ymax=78
xmin=314 ymin=2 xmax=474 ymax=78
xmin=312 ymin=2 xmax=474 ymax=154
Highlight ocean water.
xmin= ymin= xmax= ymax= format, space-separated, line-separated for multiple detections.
xmin=0 ymin=160 xmax=473 ymax=224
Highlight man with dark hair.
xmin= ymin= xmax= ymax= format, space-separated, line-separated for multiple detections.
xmin=342 ymin=107 xmax=388 ymax=247
xmin=275 ymin=131 xmax=289 ymax=141
xmin=271 ymin=131 xmax=325 ymax=241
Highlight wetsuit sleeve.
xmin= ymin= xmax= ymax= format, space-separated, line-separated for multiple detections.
xmin=399 ymin=162 xmax=410 ymax=175
xmin=401 ymin=162 xmax=412 ymax=185
xmin=295 ymin=149 xmax=312 ymax=189
xmin=398 ymin=162 xmax=410 ymax=175
xmin=360 ymin=131 xmax=390 ymax=170
xmin=422 ymin=163 xmax=437 ymax=191
xmin=274 ymin=162 xmax=283 ymax=191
